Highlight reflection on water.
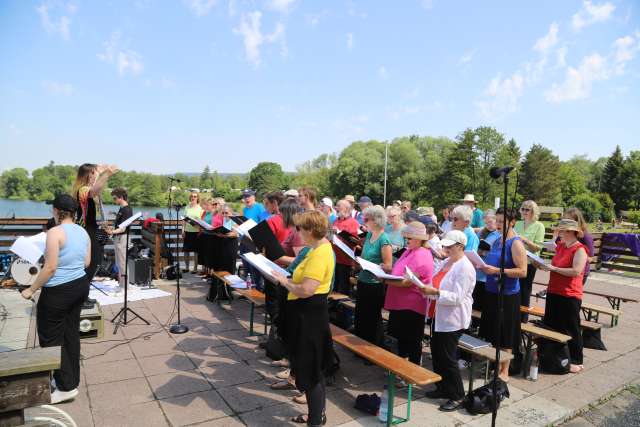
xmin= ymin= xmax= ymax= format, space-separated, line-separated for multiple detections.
xmin=0 ymin=198 xmax=172 ymax=219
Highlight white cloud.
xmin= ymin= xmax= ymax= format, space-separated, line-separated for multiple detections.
xmin=572 ymin=1 xmax=615 ymax=31
xmin=233 ymin=12 xmax=287 ymax=67
xmin=545 ymin=33 xmax=640 ymax=103
xmin=42 ymin=80 xmax=74 ymax=96
xmin=184 ymin=0 xmax=217 ymax=17
xmin=378 ymin=66 xmax=389 ymax=79
xmin=555 ymin=46 xmax=568 ymax=68
xmin=97 ymin=32 xmax=144 ymax=77
xmin=36 ymin=3 xmax=75 ymax=40
xmin=459 ymin=50 xmax=474 ymax=65
xmin=476 ymin=72 xmax=525 ymax=119
xmin=269 ymin=0 xmax=296 ymax=13
xmin=533 ymin=22 xmax=559 ymax=54
xmin=347 ymin=33 xmax=354 ymax=50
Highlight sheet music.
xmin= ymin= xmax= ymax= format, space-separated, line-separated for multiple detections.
xmin=185 ymin=215 xmax=214 ymax=231
xmin=405 ymin=266 xmax=427 ymax=288
xmin=526 ymin=251 xmax=549 ymax=265
xmin=117 ymin=212 xmax=143 ymax=229
xmin=10 ymin=236 xmax=45 ymax=265
xmin=331 ymin=235 xmax=356 ymax=260
xmin=356 ymin=256 xmax=403 ymax=280
xmin=542 ymin=241 xmax=557 ymax=252
xmin=464 ymin=250 xmax=488 ymax=268
xmin=236 ymin=219 xmax=258 ymax=235
xmin=241 ymin=252 xmax=291 ymax=282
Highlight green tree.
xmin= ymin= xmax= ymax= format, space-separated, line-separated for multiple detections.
xmin=559 ymin=162 xmax=587 ymax=206
xmin=292 ymin=153 xmax=336 ymax=197
xmin=594 ymin=193 xmax=614 ymax=222
xmin=0 ymin=168 xmax=30 ymax=199
xmin=248 ymin=162 xmax=288 ymax=196
xmin=520 ymin=144 xmax=562 ymax=206
xmin=473 ymin=126 xmax=507 ymax=206
xmin=602 ymin=146 xmax=626 ymax=212
xmin=200 ymin=166 xmax=212 ymax=190
xmin=572 ymin=194 xmax=603 ymax=222
xmin=329 ymin=140 xmax=385 ymax=202
xmin=622 ymin=151 xmax=640 ymax=209
xmin=434 ymin=134 xmax=476 ymax=208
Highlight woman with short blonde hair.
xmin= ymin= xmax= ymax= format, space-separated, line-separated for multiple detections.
xmin=514 ymin=200 xmax=545 ymax=320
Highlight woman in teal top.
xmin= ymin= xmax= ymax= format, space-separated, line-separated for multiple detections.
xmin=21 ymin=194 xmax=90 ymax=405
xmin=355 ymin=205 xmax=393 ymax=346
xmin=385 ymin=205 xmax=406 ymax=255
xmin=514 ymin=200 xmax=546 ymax=321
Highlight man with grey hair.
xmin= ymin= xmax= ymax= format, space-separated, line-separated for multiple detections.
xmin=332 ymin=199 xmax=361 ymax=295
xmin=451 ymin=205 xmax=479 ymax=251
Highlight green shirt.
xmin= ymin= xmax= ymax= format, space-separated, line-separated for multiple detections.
xmin=357 ymin=232 xmax=392 ymax=284
xmin=184 ymin=205 xmax=204 ymax=233
xmin=514 ymin=220 xmax=545 ymax=255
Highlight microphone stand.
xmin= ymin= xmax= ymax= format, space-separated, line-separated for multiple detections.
xmin=167 ymin=178 xmax=188 ymax=334
xmin=491 ymin=170 xmax=510 ymax=426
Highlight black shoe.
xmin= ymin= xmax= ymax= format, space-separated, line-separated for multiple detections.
xmin=86 ymin=297 xmax=97 ymax=304
xmin=438 ymin=399 xmax=462 ymax=412
xmin=425 ymin=389 xmax=445 ymax=399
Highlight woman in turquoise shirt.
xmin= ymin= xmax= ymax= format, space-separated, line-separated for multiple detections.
xmin=21 ymin=194 xmax=90 ymax=405
xmin=355 ymin=205 xmax=393 ymax=347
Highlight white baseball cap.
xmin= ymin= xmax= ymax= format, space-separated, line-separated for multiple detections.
xmin=441 ymin=230 xmax=468 ymax=247
xmin=284 ymin=189 xmax=299 ymax=197
xmin=321 ymin=197 xmax=333 ymax=208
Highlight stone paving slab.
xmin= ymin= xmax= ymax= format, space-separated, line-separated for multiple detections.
xmin=9 ymin=271 xmax=640 ymax=426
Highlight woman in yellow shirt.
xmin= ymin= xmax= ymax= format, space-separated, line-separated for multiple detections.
xmin=272 ymin=210 xmax=334 ymax=426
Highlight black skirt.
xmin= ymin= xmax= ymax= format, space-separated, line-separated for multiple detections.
xmin=283 ymin=293 xmax=333 ymax=392
xmin=183 ymin=231 xmax=199 ymax=252
xmin=479 ymin=292 xmax=521 ymax=350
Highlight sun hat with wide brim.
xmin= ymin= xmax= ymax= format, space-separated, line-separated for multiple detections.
xmin=553 ymin=219 xmax=583 ymax=235
xmin=402 ymin=221 xmax=429 ymax=240
xmin=460 ymin=194 xmax=478 ymax=203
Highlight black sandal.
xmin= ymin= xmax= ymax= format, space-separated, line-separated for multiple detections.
xmin=290 ymin=414 xmax=326 ymax=425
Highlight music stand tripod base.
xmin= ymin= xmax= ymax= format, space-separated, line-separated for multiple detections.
xmin=170 ymin=323 xmax=189 ymax=334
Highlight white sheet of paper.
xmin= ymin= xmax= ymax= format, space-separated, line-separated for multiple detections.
xmin=236 ymin=219 xmax=258 ymax=235
xmin=356 ymin=256 xmax=403 ymax=280
xmin=543 ymin=241 xmax=557 ymax=252
xmin=224 ymin=274 xmax=247 ymax=288
xmin=186 ymin=216 xmax=214 ymax=231
xmin=28 ymin=232 xmax=47 ymax=253
xmin=526 ymin=251 xmax=549 ymax=265
xmin=117 ymin=212 xmax=143 ymax=229
xmin=242 ymin=252 xmax=291 ymax=282
xmin=10 ymin=236 xmax=44 ymax=265
xmin=464 ymin=250 xmax=488 ymax=269
xmin=405 ymin=266 xmax=427 ymax=288
xmin=331 ymin=235 xmax=356 ymax=260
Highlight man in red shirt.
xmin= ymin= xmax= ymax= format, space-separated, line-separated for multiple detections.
xmin=332 ymin=199 xmax=361 ymax=295
xmin=263 ymin=191 xmax=290 ymax=243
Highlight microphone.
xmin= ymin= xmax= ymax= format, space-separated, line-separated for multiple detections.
xmin=490 ymin=166 xmax=515 ymax=179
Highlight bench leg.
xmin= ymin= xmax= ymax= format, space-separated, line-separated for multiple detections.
xmin=522 ymin=334 xmax=533 ymax=378
xmin=385 ymin=372 xmax=412 ymax=426
xmin=249 ymin=303 xmax=255 ymax=336
xmin=467 ymin=358 xmax=474 ymax=394
xmin=264 ymin=311 xmax=268 ymax=335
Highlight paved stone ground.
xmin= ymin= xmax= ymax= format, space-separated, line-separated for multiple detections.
xmin=560 ymin=383 xmax=640 ymax=426
xmin=10 ymin=269 xmax=640 ymax=426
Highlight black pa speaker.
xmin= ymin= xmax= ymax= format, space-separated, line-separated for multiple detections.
xmin=127 ymin=258 xmax=153 ymax=285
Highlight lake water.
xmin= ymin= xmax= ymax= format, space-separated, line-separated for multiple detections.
xmin=0 ymin=198 xmax=173 ymax=220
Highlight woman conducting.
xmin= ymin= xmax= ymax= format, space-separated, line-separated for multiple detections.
xmin=420 ymin=230 xmax=475 ymax=412
xmin=384 ymin=221 xmax=433 ymax=366
xmin=534 ymin=219 xmax=588 ymax=373
xmin=21 ymin=194 xmax=91 ymax=405
xmin=354 ymin=205 xmax=392 ymax=346
xmin=272 ymin=210 xmax=335 ymax=426
xmin=479 ymin=207 xmax=528 ymax=380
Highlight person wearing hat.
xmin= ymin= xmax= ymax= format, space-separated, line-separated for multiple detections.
xmin=533 ymin=218 xmax=588 ymax=374
xmin=418 ymin=230 xmax=476 ymax=411
xmin=450 ymin=205 xmax=479 ymax=251
xmin=562 ymin=207 xmax=595 ymax=286
xmin=21 ymin=194 xmax=91 ymax=405
xmin=284 ymin=189 xmax=299 ymax=200
xmin=478 ymin=208 xmax=527 ymax=380
xmin=241 ymin=189 xmax=266 ymax=223
xmin=461 ymin=194 xmax=484 ymax=231
xmin=383 ymin=221 xmax=434 ymax=366
xmin=355 ymin=196 xmax=372 ymax=225
xmin=319 ymin=197 xmax=337 ymax=224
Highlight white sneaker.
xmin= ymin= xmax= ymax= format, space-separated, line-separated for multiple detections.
xmin=51 ymin=388 xmax=79 ymax=404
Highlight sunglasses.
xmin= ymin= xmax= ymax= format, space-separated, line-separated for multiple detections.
xmin=520 ymin=208 xmax=531 ymax=212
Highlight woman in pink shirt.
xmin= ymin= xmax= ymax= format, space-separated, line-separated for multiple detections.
xmin=384 ymin=221 xmax=434 ymax=365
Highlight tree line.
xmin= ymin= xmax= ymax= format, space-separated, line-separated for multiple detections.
xmin=1 ymin=127 xmax=638 ymax=223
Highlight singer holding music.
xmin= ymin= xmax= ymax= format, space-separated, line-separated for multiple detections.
xmin=21 ymin=194 xmax=91 ymax=405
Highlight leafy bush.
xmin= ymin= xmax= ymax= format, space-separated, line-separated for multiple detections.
xmin=594 ymin=193 xmax=614 ymax=222
xmin=572 ymin=194 xmax=603 ymax=222
xmin=627 ymin=211 xmax=640 ymax=227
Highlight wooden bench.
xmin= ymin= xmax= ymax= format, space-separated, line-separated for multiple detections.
xmin=330 ymin=324 xmax=440 ymax=426
xmin=0 ymin=347 xmax=60 ymax=426
xmin=213 ymin=271 xmax=267 ymax=336
xmin=520 ymin=305 xmax=602 ymax=332
xmin=581 ymin=302 xmax=622 ymax=327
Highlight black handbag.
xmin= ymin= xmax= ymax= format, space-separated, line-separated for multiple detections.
xmin=538 ymin=340 xmax=571 ymax=374
xmin=463 ymin=378 xmax=510 ymax=415
xmin=265 ymin=324 xmax=286 ymax=361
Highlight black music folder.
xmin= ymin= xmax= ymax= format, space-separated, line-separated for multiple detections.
xmin=248 ymin=220 xmax=285 ymax=261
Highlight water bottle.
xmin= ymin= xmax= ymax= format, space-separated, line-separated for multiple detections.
xmin=378 ymin=385 xmax=388 ymax=422
xmin=528 ymin=347 xmax=539 ymax=381
xmin=246 ymin=273 xmax=253 ymax=289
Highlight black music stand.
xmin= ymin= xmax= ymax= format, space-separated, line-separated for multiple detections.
xmin=169 ymin=203 xmax=188 ymax=334
xmin=112 ymin=218 xmax=149 ymax=334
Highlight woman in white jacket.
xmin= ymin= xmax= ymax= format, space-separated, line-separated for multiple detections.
xmin=419 ymin=230 xmax=476 ymax=412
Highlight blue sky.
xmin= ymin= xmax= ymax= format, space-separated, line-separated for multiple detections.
xmin=1 ymin=0 xmax=638 ymax=174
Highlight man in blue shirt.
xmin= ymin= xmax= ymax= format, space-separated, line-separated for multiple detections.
xmin=462 ymin=194 xmax=484 ymax=231
xmin=451 ymin=204 xmax=479 ymax=251
xmin=355 ymin=195 xmax=372 ymax=225
xmin=241 ymin=189 xmax=266 ymax=222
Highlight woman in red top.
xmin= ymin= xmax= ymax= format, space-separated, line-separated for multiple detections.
xmin=534 ymin=219 xmax=588 ymax=373
xmin=331 ymin=199 xmax=361 ymax=295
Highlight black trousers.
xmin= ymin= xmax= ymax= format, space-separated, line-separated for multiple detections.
xmin=37 ymin=276 xmax=89 ymax=391
xmin=354 ymin=281 xmax=385 ymax=346
xmin=334 ymin=263 xmax=353 ymax=296
xmin=544 ymin=293 xmax=583 ymax=365
xmin=306 ymin=378 xmax=326 ymax=425
xmin=431 ymin=330 xmax=464 ymax=400
xmin=519 ymin=264 xmax=537 ymax=322
xmin=388 ymin=309 xmax=425 ymax=365
xmin=84 ymin=227 xmax=103 ymax=281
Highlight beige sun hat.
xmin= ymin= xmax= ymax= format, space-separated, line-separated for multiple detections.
xmin=402 ymin=221 xmax=429 ymax=240
xmin=553 ymin=219 xmax=584 ymax=236
xmin=461 ymin=194 xmax=477 ymax=203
